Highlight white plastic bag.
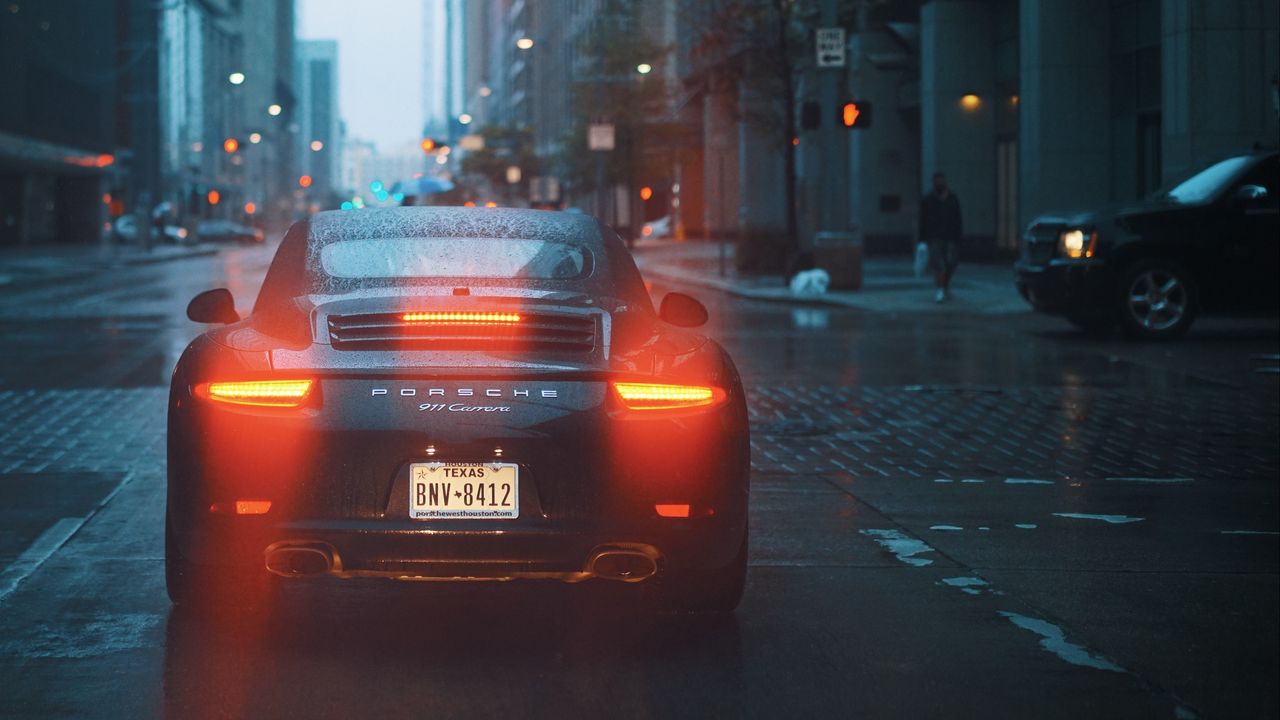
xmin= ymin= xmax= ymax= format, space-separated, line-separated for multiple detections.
xmin=789 ymin=268 xmax=830 ymax=296
xmin=913 ymin=242 xmax=930 ymax=278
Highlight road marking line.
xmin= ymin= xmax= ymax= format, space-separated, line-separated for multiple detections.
xmin=0 ymin=518 xmax=84 ymax=603
xmin=1106 ymin=477 xmax=1193 ymax=484
xmin=0 ymin=472 xmax=133 ymax=604
xmin=1219 ymin=530 xmax=1279 ymax=535
xmin=1053 ymin=513 xmax=1144 ymax=524
xmin=999 ymin=612 xmax=1125 ymax=672
xmin=1005 ymin=478 xmax=1054 ymax=485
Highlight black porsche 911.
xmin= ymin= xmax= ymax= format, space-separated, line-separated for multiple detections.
xmin=167 ymin=207 xmax=750 ymax=612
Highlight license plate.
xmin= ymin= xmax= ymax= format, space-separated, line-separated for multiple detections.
xmin=408 ymin=462 xmax=519 ymax=519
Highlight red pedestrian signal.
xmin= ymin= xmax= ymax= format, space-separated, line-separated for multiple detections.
xmin=840 ymin=100 xmax=872 ymax=129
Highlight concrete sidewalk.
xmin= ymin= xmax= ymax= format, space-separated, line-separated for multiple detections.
xmin=0 ymin=242 xmax=220 ymax=287
xmin=631 ymin=239 xmax=1030 ymax=315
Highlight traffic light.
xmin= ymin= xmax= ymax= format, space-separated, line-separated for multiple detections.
xmin=421 ymin=138 xmax=448 ymax=153
xmin=840 ymin=100 xmax=872 ymax=129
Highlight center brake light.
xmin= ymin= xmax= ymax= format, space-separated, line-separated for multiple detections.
xmin=198 ymin=379 xmax=314 ymax=407
xmin=612 ymin=382 xmax=725 ymax=411
xmin=401 ymin=312 xmax=521 ymax=324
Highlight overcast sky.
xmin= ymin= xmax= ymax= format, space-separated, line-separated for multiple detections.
xmin=298 ymin=0 xmax=430 ymax=152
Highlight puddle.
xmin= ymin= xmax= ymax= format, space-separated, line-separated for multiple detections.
xmin=860 ymin=529 xmax=936 ymax=567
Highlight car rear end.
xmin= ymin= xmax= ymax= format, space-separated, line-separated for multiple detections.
xmin=167 ymin=210 xmax=749 ymax=609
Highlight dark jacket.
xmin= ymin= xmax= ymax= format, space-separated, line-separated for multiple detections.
xmin=920 ymin=191 xmax=962 ymax=243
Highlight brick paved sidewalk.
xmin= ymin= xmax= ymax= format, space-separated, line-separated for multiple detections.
xmin=631 ymin=239 xmax=1030 ymax=315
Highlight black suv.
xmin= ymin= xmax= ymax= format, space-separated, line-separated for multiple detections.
xmin=1016 ymin=151 xmax=1278 ymax=339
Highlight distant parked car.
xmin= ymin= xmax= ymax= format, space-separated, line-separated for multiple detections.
xmin=196 ymin=220 xmax=264 ymax=244
xmin=1015 ymin=151 xmax=1279 ymax=339
xmin=110 ymin=215 xmax=190 ymax=245
xmin=642 ymin=216 xmax=671 ymax=238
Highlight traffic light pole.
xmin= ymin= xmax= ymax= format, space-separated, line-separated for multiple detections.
xmin=817 ymin=0 xmax=848 ymax=240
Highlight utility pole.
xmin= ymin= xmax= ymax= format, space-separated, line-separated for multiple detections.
xmin=816 ymin=0 xmax=849 ymax=239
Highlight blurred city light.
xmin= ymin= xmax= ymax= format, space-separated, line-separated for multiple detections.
xmin=421 ymin=138 xmax=436 ymax=152
xmin=478 ymin=86 xmax=492 ymax=97
xmin=370 ymin=180 xmax=383 ymax=192
xmin=636 ymin=63 xmax=652 ymax=74
xmin=960 ymin=94 xmax=981 ymax=111
xmin=222 ymin=138 xmax=239 ymax=153
xmin=207 ymin=190 xmax=220 ymax=205
xmin=298 ymin=175 xmax=313 ymax=188
xmin=639 ymin=186 xmax=653 ymax=200
xmin=340 ymin=201 xmax=353 ymax=210
xmin=516 ymin=37 xmax=534 ymax=50
xmin=228 ymin=72 xmax=245 ymax=85
xmin=244 ymin=202 xmax=256 ymax=215
xmin=248 ymin=132 xmax=262 ymax=144
xmin=310 ymin=140 xmax=324 ymax=151
xmin=458 ymin=113 xmax=473 ymax=125
xmin=267 ymin=103 xmax=282 ymax=116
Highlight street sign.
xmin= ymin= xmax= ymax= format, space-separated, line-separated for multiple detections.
xmin=588 ymin=123 xmax=615 ymax=151
xmin=816 ymin=27 xmax=846 ymax=68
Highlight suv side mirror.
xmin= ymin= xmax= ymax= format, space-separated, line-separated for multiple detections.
xmin=1234 ymin=184 xmax=1268 ymax=203
xmin=187 ymin=288 xmax=240 ymax=324
xmin=659 ymin=292 xmax=708 ymax=327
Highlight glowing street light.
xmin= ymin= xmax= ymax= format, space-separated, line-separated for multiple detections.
xmin=267 ymin=103 xmax=282 ymax=116
xmin=515 ymin=37 xmax=534 ymax=50
xmin=458 ymin=113 xmax=473 ymax=125
xmin=310 ymin=140 xmax=324 ymax=151
xmin=248 ymin=132 xmax=262 ymax=144
xmin=636 ymin=63 xmax=652 ymax=75
xmin=228 ymin=72 xmax=245 ymax=85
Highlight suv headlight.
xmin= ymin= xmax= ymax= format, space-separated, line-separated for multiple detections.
xmin=1058 ymin=229 xmax=1097 ymax=259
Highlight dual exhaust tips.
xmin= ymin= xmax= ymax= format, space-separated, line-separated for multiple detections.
xmin=264 ymin=543 xmax=659 ymax=582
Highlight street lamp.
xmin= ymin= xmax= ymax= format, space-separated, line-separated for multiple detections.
xmin=458 ymin=113 xmax=473 ymax=125
xmin=636 ymin=63 xmax=652 ymax=75
xmin=267 ymin=103 xmax=282 ymax=116
xmin=515 ymin=37 xmax=534 ymax=50
xmin=228 ymin=72 xmax=245 ymax=85
xmin=310 ymin=140 xmax=324 ymax=152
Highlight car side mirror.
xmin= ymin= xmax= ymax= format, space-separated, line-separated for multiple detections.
xmin=659 ymin=292 xmax=708 ymax=328
xmin=187 ymin=288 xmax=240 ymax=324
xmin=1234 ymin=184 xmax=1268 ymax=203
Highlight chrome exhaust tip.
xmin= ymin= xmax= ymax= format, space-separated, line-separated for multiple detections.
xmin=589 ymin=548 xmax=659 ymax=582
xmin=265 ymin=543 xmax=335 ymax=577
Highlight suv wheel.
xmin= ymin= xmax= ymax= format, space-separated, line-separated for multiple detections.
xmin=1118 ymin=259 xmax=1198 ymax=340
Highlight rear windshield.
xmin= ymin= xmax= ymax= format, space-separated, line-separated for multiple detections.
xmin=319 ymin=237 xmax=592 ymax=281
xmin=251 ymin=208 xmax=653 ymax=314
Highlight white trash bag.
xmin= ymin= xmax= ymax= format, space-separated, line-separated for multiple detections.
xmin=789 ymin=268 xmax=830 ymax=296
xmin=913 ymin=241 xmax=930 ymax=278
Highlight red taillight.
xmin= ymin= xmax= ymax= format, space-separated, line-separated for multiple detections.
xmin=612 ymin=382 xmax=725 ymax=411
xmin=197 ymin=379 xmax=314 ymax=407
xmin=655 ymin=503 xmax=691 ymax=518
xmin=235 ymin=500 xmax=272 ymax=515
xmin=401 ymin=311 xmax=521 ymax=325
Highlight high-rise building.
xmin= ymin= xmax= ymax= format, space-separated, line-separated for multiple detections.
xmin=296 ymin=39 xmax=342 ymax=209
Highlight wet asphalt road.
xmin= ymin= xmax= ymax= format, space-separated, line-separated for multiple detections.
xmin=0 ymin=242 xmax=1276 ymax=719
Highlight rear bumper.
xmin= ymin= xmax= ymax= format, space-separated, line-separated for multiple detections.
xmin=179 ymin=513 xmax=745 ymax=582
xmin=1014 ymin=260 xmax=1116 ymax=316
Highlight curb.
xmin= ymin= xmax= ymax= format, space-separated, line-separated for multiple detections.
xmin=118 ymin=246 xmax=220 ymax=266
xmin=637 ymin=261 xmax=1031 ymax=315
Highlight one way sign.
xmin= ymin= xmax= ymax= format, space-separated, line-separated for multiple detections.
xmin=816 ymin=27 xmax=846 ymax=68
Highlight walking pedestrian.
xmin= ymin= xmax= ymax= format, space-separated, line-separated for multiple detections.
xmin=920 ymin=172 xmax=963 ymax=303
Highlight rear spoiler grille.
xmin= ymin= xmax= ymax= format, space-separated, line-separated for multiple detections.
xmin=327 ymin=310 xmax=597 ymax=352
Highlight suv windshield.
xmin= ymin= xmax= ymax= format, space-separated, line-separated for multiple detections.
xmin=1155 ymin=155 xmax=1253 ymax=204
